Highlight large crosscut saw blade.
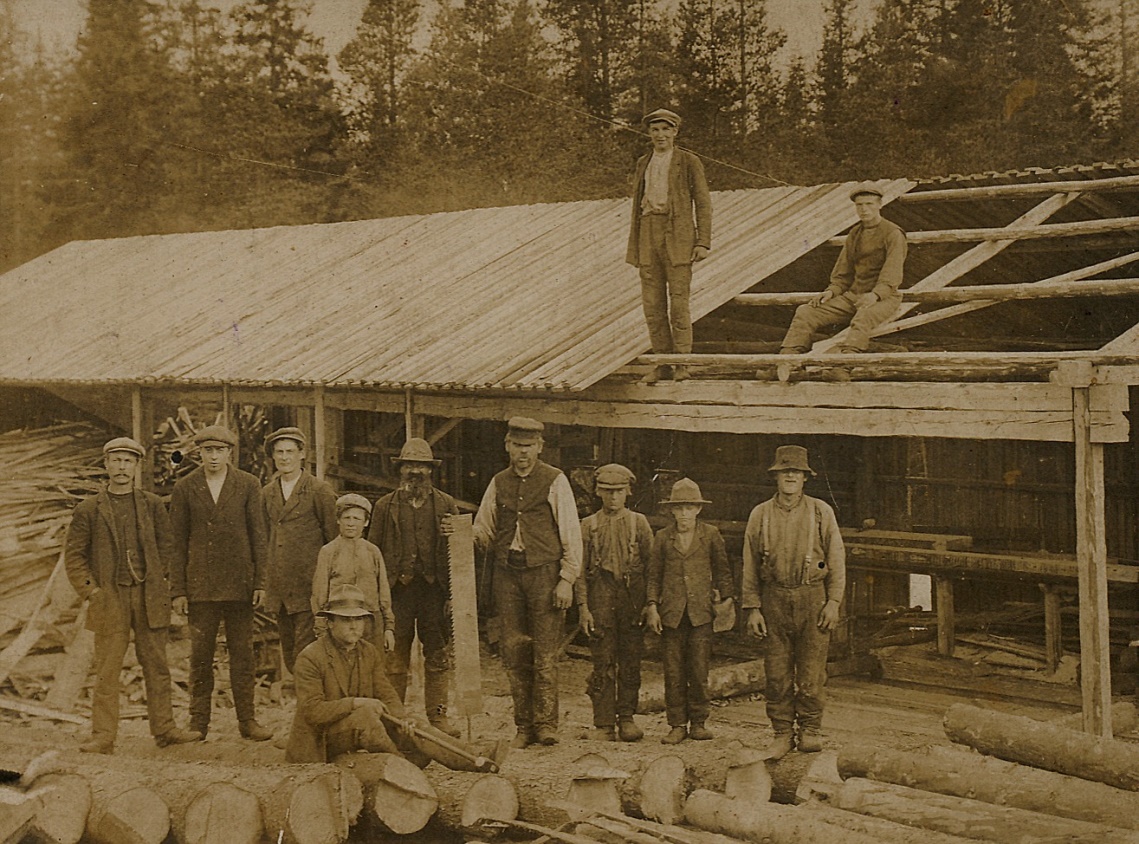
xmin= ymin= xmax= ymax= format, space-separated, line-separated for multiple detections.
xmin=448 ymin=514 xmax=483 ymax=717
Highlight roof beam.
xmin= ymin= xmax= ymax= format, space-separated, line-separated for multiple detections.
xmin=896 ymin=173 xmax=1139 ymax=203
xmin=815 ymin=192 xmax=1080 ymax=351
xmin=873 ymin=249 xmax=1139 ymax=337
xmin=735 ymin=276 xmax=1139 ymax=307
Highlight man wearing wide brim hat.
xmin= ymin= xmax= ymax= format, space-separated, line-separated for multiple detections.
xmin=287 ymin=584 xmax=498 ymax=771
xmin=473 ymin=417 xmax=583 ymax=748
xmin=169 ymin=424 xmax=272 ymax=741
xmin=626 ymin=108 xmax=712 ymax=384
xmin=741 ymin=445 xmax=846 ymax=759
xmin=261 ymin=426 xmax=338 ymax=675
xmin=575 ymin=464 xmax=654 ymax=742
xmin=65 ymin=438 xmax=201 ymax=753
xmin=779 ymin=182 xmax=907 ymax=358
xmin=367 ymin=438 xmax=462 ymax=737
xmin=644 ymin=478 xmax=735 ymax=744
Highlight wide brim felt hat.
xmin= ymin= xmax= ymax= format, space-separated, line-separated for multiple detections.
xmin=392 ymin=437 xmax=441 ymax=466
xmin=319 ymin=584 xmax=374 ymax=618
xmin=768 ymin=445 xmax=816 ymax=476
xmin=659 ymin=477 xmax=711 ymax=506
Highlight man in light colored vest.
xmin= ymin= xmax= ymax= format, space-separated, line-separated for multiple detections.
xmin=473 ymin=417 xmax=582 ymax=748
xmin=742 ymin=446 xmax=846 ymax=759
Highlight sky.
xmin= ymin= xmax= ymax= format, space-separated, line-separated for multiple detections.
xmin=8 ymin=0 xmax=843 ymax=67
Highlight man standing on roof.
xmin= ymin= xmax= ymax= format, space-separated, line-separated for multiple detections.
xmin=473 ymin=417 xmax=582 ymax=748
xmin=65 ymin=437 xmax=202 ymax=754
xmin=170 ymin=425 xmax=272 ymax=742
xmin=262 ymin=427 xmax=338 ymax=675
xmin=780 ymin=186 xmax=907 ymax=356
xmin=627 ymin=108 xmax=712 ymax=385
xmin=368 ymin=438 xmax=462 ymax=737
xmin=741 ymin=446 xmax=845 ymax=759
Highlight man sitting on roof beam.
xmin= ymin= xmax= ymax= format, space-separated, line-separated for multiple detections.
xmin=779 ymin=186 xmax=907 ymax=359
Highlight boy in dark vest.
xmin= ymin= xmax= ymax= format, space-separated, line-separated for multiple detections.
xmin=473 ymin=417 xmax=582 ymax=748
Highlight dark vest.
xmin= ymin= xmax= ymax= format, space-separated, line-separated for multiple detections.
xmin=492 ymin=462 xmax=563 ymax=567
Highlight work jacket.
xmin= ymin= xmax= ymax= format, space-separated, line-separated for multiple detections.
xmin=263 ymin=471 xmax=338 ymax=613
xmin=367 ymin=487 xmax=459 ymax=591
xmin=647 ymin=521 xmax=734 ymax=629
xmin=626 ymin=148 xmax=712 ymax=267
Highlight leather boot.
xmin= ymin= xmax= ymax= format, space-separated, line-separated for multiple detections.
xmin=661 ymin=726 xmax=687 ymax=745
xmin=617 ymin=717 xmax=644 ymax=742
xmin=155 ymin=726 xmax=203 ymax=747
xmin=687 ymin=721 xmax=713 ymax=741
xmin=80 ymin=737 xmax=113 ymax=754
xmin=425 ymin=669 xmax=460 ymax=738
xmin=239 ymin=720 xmax=273 ymax=742
xmin=765 ymin=732 xmax=794 ymax=760
xmin=797 ymin=730 xmax=823 ymax=753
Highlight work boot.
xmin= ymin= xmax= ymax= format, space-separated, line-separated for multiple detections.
xmin=239 ymin=720 xmax=273 ymax=742
xmin=425 ymin=669 xmax=461 ymax=738
xmin=510 ymin=729 xmax=535 ymax=749
xmin=535 ymin=726 xmax=559 ymax=746
xmin=672 ymin=365 xmax=691 ymax=382
xmin=617 ymin=717 xmax=644 ymax=742
xmin=590 ymin=726 xmax=617 ymax=741
xmin=765 ymin=732 xmax=794 ymax=760
xmin=661 ymin=726 xmax=687 ymax=745
xmin=155 ymin=726 xmax=203 ymax=747
xmin=687 ymin=722 xmax=713 ymax=741
xmin=641 ymin=365 xmax=671 ymax=385
xmin=797 ymin=730 xmax=823 ymax=753
xmin=79 ymin=737 xmax=113 ymax=755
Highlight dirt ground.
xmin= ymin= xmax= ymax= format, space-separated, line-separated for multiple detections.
xmin=3 ymin=634 xmax=1125 ymax=843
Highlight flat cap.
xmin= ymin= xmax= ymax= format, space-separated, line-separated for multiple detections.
xmin=265 ymin=426 xmax=306 ymax=449
xmin=505 ymin=416 xmax=544 ymax=442
xmin=849 ymin=184 xmax=884 ymax=201
xmin=103 ymin=437 xmax=146 ymax=458
xmin=643 ymin=108 xmax=681 ymax=128
xmin=594 ymin=463 xmax=635 ymax=490
xmin=193 ymin=425 xmax=238 ymax=448
xmin=336 ymin=493 xmax=373 ymax=516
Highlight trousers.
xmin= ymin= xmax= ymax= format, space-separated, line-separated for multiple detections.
xmin=388 ymin=576 xmax=450 ymax=707
xmin=781 ymin=291 xmax=900 ymax=352
xmin=494 ymin=560 xmax=564 ymax=731
xmin=638 ymin=214 xmax=693 ymax=354
xmin=661 ymin=615 xmax=711 ymax=727
xmin=188 ymin=600 xmax=257 ymax=731
xmin=278 ymin=608 xmax=315 ymax=675
xmin=90 ymin=584 xmax=176 ymax=742
xmin=585 ymin=570 xmax=644 ymax=726
xmin=762 ymin=582 xmax=830 ymax=732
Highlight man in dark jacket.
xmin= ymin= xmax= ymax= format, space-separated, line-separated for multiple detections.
xmin=626 ymin=107 xmax=712 ymax=384
xmin=367 ymin=438 xmax=461 ymax=737
xmin=262 ymin=426 xmax=337 ymax=673
xmin=170 ymin=425 xmax=272 ymax=741
xmin=65 ymin=437 xmax=201 ymax=754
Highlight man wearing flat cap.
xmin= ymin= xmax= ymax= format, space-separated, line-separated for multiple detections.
xmin=780 ymin=186 xmax=907 ymax=358
xmin=741 ymin=446 xmax=845 ymax=759
xmin=170 ymin=425 xmax=272 ymax=741
xmin=473 ymin=417 xmax=583 ymax=748
xmin=627 ymin=107 xmax=712 ymax=384
xmin=65 ymin=438 xmax=201 ymax=754
xmin=368 ymin=438 xmax=462 ymax=737
xmin=575 ymin=464 xmax=653 ymax=742
xmin=262 ymin=426 xmax=338 ymax=674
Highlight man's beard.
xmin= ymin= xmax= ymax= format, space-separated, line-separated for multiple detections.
xmin=403 ymin=475 xmax=431 ymax=499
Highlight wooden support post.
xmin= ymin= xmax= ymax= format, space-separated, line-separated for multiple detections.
xmin=221 ymin=384 xmax=240 ymax=467
xmin=131 ymin=387 xmax=155 ymax=491
xmin=1073 ymin=386 xmax=1112 ymax=737
xmin=405 ymin=389 xmax=424 ymax=440
xmin=314 ymin=386 xmax=327 ymax=482
xmin=1042 ymin=584 xmax=1063 ymax=672
xmin=934 ymin=576 xmax=955 ymax=657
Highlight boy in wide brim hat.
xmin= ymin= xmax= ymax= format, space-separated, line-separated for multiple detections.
xmin=644 ymin=479 xmax=736 ymax=744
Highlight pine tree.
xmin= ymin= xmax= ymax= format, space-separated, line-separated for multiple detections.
xmin=338 ymin=0 xmax=420 ymax=140
xmin=544 ymin=0 xmax=640 ymax=120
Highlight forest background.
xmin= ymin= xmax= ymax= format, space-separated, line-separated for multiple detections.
xmin=2 ymin=0 xmax=1138 ymax=274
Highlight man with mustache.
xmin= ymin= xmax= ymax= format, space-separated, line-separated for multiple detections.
xmin=367 ymin=438 xmax=461 ymax=737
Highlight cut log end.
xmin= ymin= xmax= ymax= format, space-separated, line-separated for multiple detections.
xmin=88 ymin=785 xmax=170 ymax=844
xmin=461 ymin=774 xmax=520 ymax=830
xmin=182 ymin=782 xmax=262 ymax=844
xmin=632 ymin=755 xmax=690 ymax=826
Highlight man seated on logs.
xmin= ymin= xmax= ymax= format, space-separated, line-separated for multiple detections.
xmin=779 ymin=186 xmax=907 ymax=360
xmin=286 ymin=583 xmax=495 ymax=770
xmin=576 ymin=464 xmax=653 ymax=742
